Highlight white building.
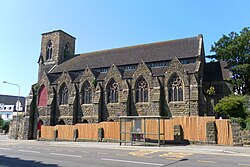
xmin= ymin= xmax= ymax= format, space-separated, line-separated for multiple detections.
xmin=0 ymin=104 xmax=14 ymax=120
xmin=0 ymin=95 xmax=25 ymax=121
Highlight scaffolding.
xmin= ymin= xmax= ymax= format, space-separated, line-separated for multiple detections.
xmin=119 ymin=116 xmax=167 ymax=147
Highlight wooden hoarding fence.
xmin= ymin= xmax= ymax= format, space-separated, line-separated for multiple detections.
xmin=40 ymin=116 xmax=233 ymax=146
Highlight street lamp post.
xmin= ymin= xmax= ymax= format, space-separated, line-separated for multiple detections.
xmin=3 ymin=81 xmax=20 ymax=140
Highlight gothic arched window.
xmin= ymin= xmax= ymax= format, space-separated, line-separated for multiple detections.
xmin=46 ymin=40 xmax=53 ymax=60
xmin=136 ymin=77 xmax=148 ymax=103
xmin=82 ymin=81 xmax=92 ymax=104
xmin=38 ymin=85 xmax=48 ymax=106
xmin=107 ymin=79 xmax=119 ymax=103
xmin=168 ymin=74 xmax=183 ymax=102
xmin=64 ymin=43 xmax=69 ymax=59
xmin=59 ymin=84 xmax=68 ymax=105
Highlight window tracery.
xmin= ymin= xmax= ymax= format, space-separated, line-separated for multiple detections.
xmin=107 ymin=79 xmax=119 ymax=103
xmin=82 ymin=81 xmax=92 ymax=104
xmin=60 ymin=84 xmax=68 ymax=105
xmin=136 ymin=77 xmax=148 ymax=103
xmin=168 ymin=74 xmax=183 ymax=102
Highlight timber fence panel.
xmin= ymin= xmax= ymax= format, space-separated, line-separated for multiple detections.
xmin=56 ymin=125 xmax=75 ymax=140
xmin=100 ymin=122 xmax=120 ymax=139
xmin=142 ymin=119 xmax=166 ymax=140
xmin=119 ymin=121 xmax=132 ymax=141
xmin=145 ymin=119 xmax=155 ymax=139
xmin=41 ymin=126 xmax=54 ymax=139
xmin=198 ymin=117 xmax=206 ymax=141
xmin=125 ymin=122 xmax=132 ymax=140
xmin=164 ymin=119 xmax=174 ymax=140
xmin=216 ymin=119 xmax=233 ymax=146
xmin=163 ymin=116 xmax=217 ymax=143
xmin=75 ymin=123 xmax=99 ymax=139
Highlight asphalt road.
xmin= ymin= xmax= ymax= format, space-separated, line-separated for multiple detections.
xmin=0 ymin=135 xmax=250 ymax=167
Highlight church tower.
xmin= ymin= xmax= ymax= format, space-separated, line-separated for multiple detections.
xmin=38 ymin=30 xmax=76 ymax=79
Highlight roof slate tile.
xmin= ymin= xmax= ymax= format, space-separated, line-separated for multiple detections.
xmin=51 ymin=35 xmax=201 ymax=73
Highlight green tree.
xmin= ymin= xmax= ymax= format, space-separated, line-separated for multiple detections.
xmin=2 ymin=121 xmax=10 ymax=133
xmin=0 ymin=117 xmax=3 ymax=129
xmin=214 ymin=95 xmax=248 ymax=119
xmin=208 ymin=27 xmax=250 ymax=95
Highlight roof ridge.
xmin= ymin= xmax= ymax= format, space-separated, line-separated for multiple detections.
xmin=77 ymin=35 xmax=200 ymax=57
xmin=51 ymin=35 xmax=201 ymax=73
xmin=42 ymin=30 xmax=76 ymax=39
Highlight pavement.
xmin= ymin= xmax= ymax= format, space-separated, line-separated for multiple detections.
xmin=1 ymin=134 xmax=250 ymax=157
xmin=50 ymin=141 xmax=250 ymax=157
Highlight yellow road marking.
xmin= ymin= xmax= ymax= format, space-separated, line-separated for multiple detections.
xmin=197 ymin=160 xmax=217 ymax=164
xmin=128 ymin=150 xmax=158 ymax=158
xmin=160 ymin=152 xmax=193 ymax=159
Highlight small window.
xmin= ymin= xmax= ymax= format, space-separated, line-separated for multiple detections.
xmin=122 ymin=65 xmax=136 ymax=71
xmin=147 ymin=61 xmax=168 ymax=68
xmin=95 ymin=68 xmax=108 ymax=73
xmin=37 ymin=120 xmax=44 ymax=130
xmin=46 ymin=40 xmax=53 ymax=60
xmin=64 ymin=43 xmax=70 ymax=59
xmin=107 ymin=79 xmax=119 ymax=103
xmin=180 ymin=58 xmax=196 ymax=64
xmin=136 ymin=77 xmax=148 ymax=103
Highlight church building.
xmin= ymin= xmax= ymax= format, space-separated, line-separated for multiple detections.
xmin=25 ymin=30 xmax=232 ymax=139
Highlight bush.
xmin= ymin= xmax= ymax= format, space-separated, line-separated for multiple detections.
xmin=230 ymin=117 xmax=246 ymax=129
xmin=245 ymin=118 xmax=250 ymax=130
xmin=2 ymin=121 xmax=10 ymax=133
xmin=0 ymin=117 xmax=3 ymax=128
xmin=214 ymin=95 xmax=248 ymax=119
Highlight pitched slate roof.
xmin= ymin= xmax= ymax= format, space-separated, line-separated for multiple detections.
xmin=0 ymin=94 xmax=25 ymax=106
xmin=204 ymin=61 xmax=231 ymax=81
xmin=183 ymin=63 xmax=197 ymax=74
xmin=151 ymin=67 xmax=168 ymax=77
xmin=97 ymin=73 xmax=108 ymax=81
xmin=46 ymin=73 xmax=60 ymax=83
xmin=51 ymin=35 xmax=202 ymax=73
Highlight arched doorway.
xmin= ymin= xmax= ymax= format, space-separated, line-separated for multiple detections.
xmin=37 ymin=120 xmax=44 ymax=130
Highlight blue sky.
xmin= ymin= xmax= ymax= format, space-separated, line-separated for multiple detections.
xmin=0 ymin=0 xmax=249 ymax=97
